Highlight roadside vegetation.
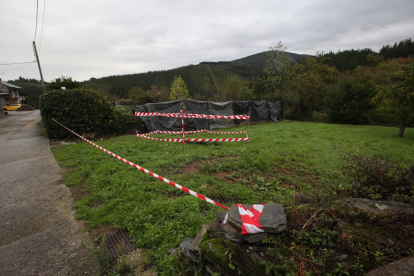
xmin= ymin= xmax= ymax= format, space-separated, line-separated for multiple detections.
xmin=51 ymin=120 xmax=414 ymax=275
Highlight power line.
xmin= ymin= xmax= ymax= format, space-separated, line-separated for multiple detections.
xmin=1 ymin=63 xmax=35 ymax=71
xmin=0 ymin=61 xmax=37 ymax=66
xmin=34 ymin=0 xmax=39 ymax=41
xmin=39 ymin=0 xmax=46 ymax=52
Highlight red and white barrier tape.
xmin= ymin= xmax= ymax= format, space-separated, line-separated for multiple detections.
xmin=137 ymin=133 xmax=249 ymax=142
xmin=137 ymin=128 xmax=249 ymax=143
xmin=136 ymin=134 xmax=183 ymax=142
xmin=155 ymin=130 xmax=245 ymax=134
xmin=185 ymin=137 xmax=249 ymax=142
xmin=52 ymin=118 xmax=229 ymax=210
xmin=206 ymin=130 xmax=247 ymax=134
xmin=158 ymin=130 xmax=186 ymax=134
xmin=181 ymin=110 xmax=185 ymax=145
xmin=146 ymin=130 xmax=161 ymax=135
xmin=236 ymin=204 xmax=265 ymax=234
xmin=135 ymin=112 xmax=250 ymax=120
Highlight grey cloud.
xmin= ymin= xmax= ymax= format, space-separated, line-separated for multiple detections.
xmin=0 ymin=0 xmax=413 ymax=81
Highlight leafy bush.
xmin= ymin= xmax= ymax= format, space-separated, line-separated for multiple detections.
xmin=105 ymin=105 xmax=143 ymax=134
xmin=337 ymin=150 xmax=414 ymax=203
xmin=39 ymin=89 xmax=142 ymax=138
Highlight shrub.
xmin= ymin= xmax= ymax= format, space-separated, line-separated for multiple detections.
xmin=337 ymin=150 xmax=414 ymax=203
xmin=105 ymin=105 xmax=143 ymax=134
xmin=39 ymin=89 xmax=142 ymax=138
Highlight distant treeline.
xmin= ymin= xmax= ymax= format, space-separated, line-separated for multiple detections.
xmin=11 ymin=77 xmax=42 ymax=83
xmin=379 ymin=38 xmax=414 ymax=60
xmin=323 ymin=48 xmax=377 ymax=71
xmin=323 ymin=38 xmax=414 ymax=71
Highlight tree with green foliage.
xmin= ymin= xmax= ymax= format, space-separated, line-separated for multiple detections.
xmin=48 ymin=76 xmax=81 ymax=90
xmin=128 ymin=86 xmax=148 ymax=104
xmin=147 ymin=85 xmax=161 ymax=103
xmin=260 ymin=42 xmax=293 ymax=100
xmin=325 ymin=67 xmax=377 ymax=125
xmin=386 ymin=64 xmax=414 ymax=137
xmin=169 ymin=75 xmax=190 ymax=101
xmin=197 ymin=76 xmax=216 ymax=101
xmin=285 ymin=55 xmax=339 ymax=119
xmin=217 ymin=74 xmax=253 ymax=101
xmin=84 ymin=81 xmax=117 ymax=101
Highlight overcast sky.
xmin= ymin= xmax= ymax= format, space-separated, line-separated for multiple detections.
xmin=0 ymin=0 xmax=413 ymax=82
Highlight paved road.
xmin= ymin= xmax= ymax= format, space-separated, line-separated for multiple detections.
xmin=0 ymin=110 xmax=97 ymax=275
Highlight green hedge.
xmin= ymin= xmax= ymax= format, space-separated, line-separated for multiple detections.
xmin=40 ymin=89 xmax=143 ymax=139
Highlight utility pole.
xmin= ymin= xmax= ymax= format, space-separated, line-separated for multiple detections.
xmin=32 ymin=41 xmax=46 ymax=94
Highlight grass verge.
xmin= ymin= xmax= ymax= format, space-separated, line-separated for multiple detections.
xmin=51 ymin=121 xmax=414 ymax=274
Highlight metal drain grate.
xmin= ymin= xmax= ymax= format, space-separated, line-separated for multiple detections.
xmin=104 ymin=230 xmax=136 ymax=263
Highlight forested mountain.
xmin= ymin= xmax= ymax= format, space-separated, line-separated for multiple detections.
xmin=84 ymin=64 xmax=230 ymax=99
xmin=82 ymin=51 xmax=310 ymax=99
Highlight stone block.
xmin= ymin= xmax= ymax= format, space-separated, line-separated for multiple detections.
xmin=227 ymin=203 xmax=287 ymax=234
xmin=189 ymin=224 xmax=209 ymax=253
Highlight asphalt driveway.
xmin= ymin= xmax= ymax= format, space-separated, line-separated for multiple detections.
xmin=0 ymin=110 xmax=97 ymax=275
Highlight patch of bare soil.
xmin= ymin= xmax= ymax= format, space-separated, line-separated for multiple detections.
xmin=182 ymin=156 xmax=237 ymax=175
xmin=70 ymin=185 xmax=89 ymax=201
xmin=282 ymin=183 xmax=292 ymax=189
xmin=214 ymin=172 xmax=229 ymax=178
xmin=59 ymin=167 xmax=73 ymax=175
xmin=124 ymin=249 xmax=158 ymax=276
xmin=274 ymin=166 xmax=318 ymax=187
xmin=182 ymin=161 xmax=202 ymax=175
xmin=303 ymin=174 xmax=317 ymax=187
xmin=88 ymin=225 xmax=117 ymax=241
xmin=214 ymin=172 xmax=236 ymax=185
xmin=274 ymin=166 xmax=294 ymax=176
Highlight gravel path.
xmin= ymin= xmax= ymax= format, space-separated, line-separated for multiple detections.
xmin=0 ymin=110 xmax=98 ymax=275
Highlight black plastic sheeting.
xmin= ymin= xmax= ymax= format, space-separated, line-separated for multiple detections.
xmin=208 ymin=101 xmax=234 ymax=129
xmin=132 ymin=99 xmax=283 ymax=133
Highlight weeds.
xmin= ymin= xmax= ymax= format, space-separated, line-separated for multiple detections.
xmin=263 ymin=203 xmax=414 ymax=275
xmin=336 ymin=148 xmax=414 ymax=203
xmin=91 ymin=237 xmax=133 ymax=276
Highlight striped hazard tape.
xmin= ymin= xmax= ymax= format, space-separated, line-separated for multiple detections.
xmin=151 ymin=130 xmax=246 ymax=135
xmin=137 ymin=133 xmax=183 ymax=142
xmin=236 ymin=204 xmax=265 ymax=234
xmin=185 ymin=137 xmax=249 ymax=142
xmin=137 ymin=133 xmax=249 ymax=142
xmin=206 ymin=130 xmax=247 ymax=134
xmin=52 ymin=118 xmax=229 ymax=210
xmin=135 ymin=112 xmax=250 ymax=120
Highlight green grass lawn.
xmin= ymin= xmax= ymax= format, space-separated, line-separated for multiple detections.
xmin=51 ymin=121 xmax=414 ymax=274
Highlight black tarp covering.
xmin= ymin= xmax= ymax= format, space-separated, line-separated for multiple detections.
xmin=147 ymin=100 xmax=182 ymax=132
xmin=233 ymin=101 xmax=249 ymax=125
xmin=208 ymin=101 xmax=234 ymax=129
xmin=250 ymin=100 xmax=270 ymax=123
xmin=133 ymin=99 xmax=283 ymax=132
xmin=183 ymin=99 xmax=209 ymax=130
